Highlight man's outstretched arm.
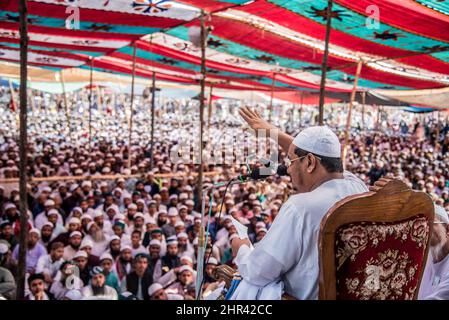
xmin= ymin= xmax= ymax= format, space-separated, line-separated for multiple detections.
xmin=239 ymin=107 xmax=293 ymax=153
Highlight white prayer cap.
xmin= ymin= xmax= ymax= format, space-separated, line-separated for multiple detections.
xmin=80 ymin=214 xmax=92 ymax=221
xmin=134 ymin=212 xmax=145 ymax=220
xmin=100 ymin=252 xmax=113 ymax=262
xmin=29 ymin=228 xmax=40 ymax=237
xmin=81 ymin=181 xmax=92 ymax=188
xmin=180 ymin=255 xmax=193 ymax=264
xmin=80 ymin=239 xmax=93 ymax=249
xmin=256 ymin=221 xmax=266 ymax=228
xmin=70 ymin=184 xmax=79 ymax=192
xmin=145 ymin=217 xmax=157 ymax=225
xmin=93 ymin=211 xmax=103 ymax=218
xmin=109 ymin=235 xmax=120 ymax=243
xmin=177 ymin=232 xmax=188 ymax=239
xmin=128 ymin=204 xmax=137 ymax=210
xmin=292 ymin=126 xmax=341 ymax=158
xmin=435 ymin=205 xmax=449 ymax=224
xmin=64 ymin=290 xmax=83 ymax=301
xmin=178 ymin=205 xmax=187 ymax=211
xmin=86 ymin=221 xmax=96 ymax=231
xmin=207 ymin=257 xmax=218 ymax=266
xmin=148 ymin=283 xmax=164 ymax=297
xmin=72 ymin=207 xmax=82 ymax=213
xmin=121 ymin=245 xmax=132 ymax=252
xmin=168 ymin=208 xmax=178 ymax=217
xmin=47 ymin=209 xmax=59 ymax=216
xmin=149 ymin=239 xmax=161 ymax=247
xmin=175 ymin=221 xmax=185 ymax=228
xmin=4 ymin=203 xmax=16 ymax=211
xmin=42 ymin=222 xmax=54 ymax=229
xmin=169 ymin=194 xmax=178 ymax=200
xmin=185 ymin=200 xmax=194 ymax=206
xmin=70 ymin=231 xmax=82 ymax=238
xmin=44 ymin=199 xmax=55 ymax=206
xmin=179 ymin=265 xmax=193 ymax=274
xmin=0 ymin=243 xmax=9 ymax=254
xmin=257 ymin=227 xmax=268 ymax=234
xmin=73 ymin=250 xmax=88 ymax=259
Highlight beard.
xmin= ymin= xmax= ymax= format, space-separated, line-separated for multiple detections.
xmin=70 ymin=243 xmax=80 ymax=250
xmin=91 ymin=229 xmax=106 ymax=242
xmin=92 ymin=284 xmax=106 ymax=296
xmin=157 ymin=219 xmax=166 ymax=228
xmin=178 ymin=244 xmax=187 ymax=251
xmin=41 ymin=234 xmax=52 ymax=243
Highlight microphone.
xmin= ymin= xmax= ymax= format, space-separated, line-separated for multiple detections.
xmin=237 ymin=164 xmax=289 ymax=182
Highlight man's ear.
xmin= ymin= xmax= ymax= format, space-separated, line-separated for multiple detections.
xmin=306 ymin=154 xmax=316 ymax=173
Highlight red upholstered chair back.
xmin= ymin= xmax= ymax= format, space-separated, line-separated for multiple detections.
xmin=318 ymin=178 xmax=434 ymax=300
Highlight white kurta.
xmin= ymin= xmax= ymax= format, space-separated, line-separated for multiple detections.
xmin=232 ymin=172 xmax=368 ymax=300
xmin=418 ymin=253 xmax=449 ymax=300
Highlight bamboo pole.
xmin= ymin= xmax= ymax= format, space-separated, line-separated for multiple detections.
xmin=343 ymin=60 xmax=363 ymax=168
xmin=269 ymin=73 xmax=275 ymax=122
xmin=207 ymin=85 xmax=213 ymax=128
xmin=361 ymin=91 xmax=366 ymax=130
xmin=197 ymin=11 xmax=206 ymax=211
xmin=17 ymin=0 xmax=29 ymax=300
xmin=128 ymin=43 xmax=137 ymax=169
xmin=150 ymin=71 xmax=156 ymax=170
xmin=88 ymin=58 xmax=93 ymax=152
xmin=299 ymin=91 xmax=303 ymax=127
xmin=60 ymin=71 xmax=72 ymax=142
xmin=8 ymin=79 xmax=16 ymax=112
xmin=318 ymin=0 xmax=334 ymax=125
xmin=0 ymin=171 xmax=220 ymax=184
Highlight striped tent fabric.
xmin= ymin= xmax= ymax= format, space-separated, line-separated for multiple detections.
xmin=1 ymin=0 xmax=448 ymax=92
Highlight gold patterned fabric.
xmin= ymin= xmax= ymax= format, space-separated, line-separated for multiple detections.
xmin=335 ymin=215 xmax=430 ymax=300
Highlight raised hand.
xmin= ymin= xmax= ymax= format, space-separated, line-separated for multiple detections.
xmin=239 ymin=106 xmax=275 ymax=133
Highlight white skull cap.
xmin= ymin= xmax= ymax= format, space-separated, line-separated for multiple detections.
xmin=292 ymin=126 xmax=341 ymax=158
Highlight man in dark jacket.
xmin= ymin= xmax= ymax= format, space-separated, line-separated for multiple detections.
xmin=120 ymin=253 xmax=153 ymax=300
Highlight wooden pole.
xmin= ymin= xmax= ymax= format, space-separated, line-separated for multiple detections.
xmin=150 ymin=71 xmax=156 ymax=170
xmin=60 ymin=71 xmax=72 ymax=142
xmin=269 ymin=73 xmax=275 ymax=122
xmin=299 ymin=91 xmax=304 ymax=128
xmin=17 ymin=0 xmax=29 ymax=300
xmin=318 ymin=0 xmax=334 ymax=125
xmin=436 ymin=111 xmax=441 ymax=148
xmin=197 ymin=11 xmax=206 ymax=211
xmin=207 ymin=85 xmax=213 ymax=128
xmin=8 ymin=79 xmax=16 ymax=112
xmin=343 ymin=60 xmax=363 ymax=168
xmin=361 ymin=91 xmax=366 ymax=130
xmin=128 ymin=43 xmax=137 ymax=169
xmin=88 ymin=58 xmax=93 ymax=152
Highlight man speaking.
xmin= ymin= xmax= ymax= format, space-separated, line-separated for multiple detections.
xmin=230 ymin=107 xmax=368 ymax=300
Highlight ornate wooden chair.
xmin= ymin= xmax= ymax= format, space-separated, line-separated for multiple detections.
xmin=318 ymin=178 xmax=434 ymax=300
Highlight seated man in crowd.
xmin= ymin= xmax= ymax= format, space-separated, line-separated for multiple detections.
xmin=419 ymin=205 xmax=449 ymax=299
xmin=120 ymin=253 xmax=153 ymax=300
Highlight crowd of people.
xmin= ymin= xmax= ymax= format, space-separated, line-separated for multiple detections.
xmin=0 ymin=87 xmax=448 ymax=300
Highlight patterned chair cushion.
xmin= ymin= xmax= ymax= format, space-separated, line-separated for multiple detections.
xmin=335 ymin=215 xmax=430 ymax=300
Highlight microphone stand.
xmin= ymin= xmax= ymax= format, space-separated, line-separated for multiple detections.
xmin=195 ymin=165 xmax=285 ymax=300
xmin=195 ymin=179 xmax=249 ymax=300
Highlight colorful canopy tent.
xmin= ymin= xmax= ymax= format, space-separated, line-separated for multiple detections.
xmin=373 ymin=87 xmax=449 ymax=109
xmin=1 ymin=0 xmax=449 ymax=95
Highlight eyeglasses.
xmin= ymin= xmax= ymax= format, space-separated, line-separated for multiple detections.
xmin=284 ymin=154 xmax=321 ymax=168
